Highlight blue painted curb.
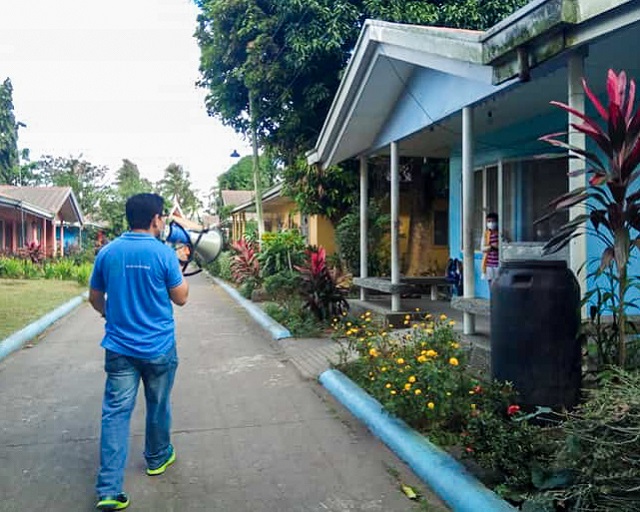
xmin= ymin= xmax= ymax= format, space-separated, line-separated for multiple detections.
xmin=212 ymin=277 xmax=292 ymax=341
xmin=319 ymin=369 xmax=517 ymax=512
xmin=0 ymin=291 xmax=89 ymax=364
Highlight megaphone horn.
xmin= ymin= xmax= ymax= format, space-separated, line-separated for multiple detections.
xmin=164 ymin=218 xmax=224 ymax=271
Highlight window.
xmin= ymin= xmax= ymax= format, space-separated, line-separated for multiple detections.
xmin=472 ymin=156 xmax=568 ymax=251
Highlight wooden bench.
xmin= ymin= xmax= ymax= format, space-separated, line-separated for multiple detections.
xmin=450 ymin=296 xmax=491 ymax=316
xmin=353 ymin=276 xmax=451 ymax=301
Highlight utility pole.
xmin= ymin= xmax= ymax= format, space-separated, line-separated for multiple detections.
xmin=246 ymin=41 xmax=264 ymax=247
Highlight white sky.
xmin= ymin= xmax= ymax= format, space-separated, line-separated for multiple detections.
xmin=0 ymin=0 xmax=252 ymax=197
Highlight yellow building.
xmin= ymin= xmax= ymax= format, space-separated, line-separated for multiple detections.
xmin=230 ymin=183 xmax=336 ymax=255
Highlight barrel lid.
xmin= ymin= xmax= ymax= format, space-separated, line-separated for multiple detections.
xmin=501 ymin=260 xmax=568 ymax=269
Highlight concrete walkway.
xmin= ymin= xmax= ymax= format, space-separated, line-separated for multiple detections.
xmin=0 ymin=273 xmax=447 ymax=512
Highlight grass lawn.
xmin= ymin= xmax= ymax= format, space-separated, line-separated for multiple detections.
xmin=0 ymin=279 xmax=87 ymax=340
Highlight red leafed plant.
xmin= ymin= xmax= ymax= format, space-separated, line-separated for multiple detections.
xmin=295 ymin=246 xmax=349 ymax=322
xmin=230 ymin=238 xmax=260 ymax=285
xmin=539 ymin=69 xmax=640 ymax=366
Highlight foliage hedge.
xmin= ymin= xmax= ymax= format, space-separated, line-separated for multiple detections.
xmin=0 ymin=257 xmax=92 ymax=286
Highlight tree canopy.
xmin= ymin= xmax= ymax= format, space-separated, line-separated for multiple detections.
xmin=194 ymin=0 xmax=529 ymax=164
xmin=217 ymin=154 xmax=279 ymax=191
xmin=157 ymin=163 xmax=201 ymax=216
xmin=34 ymin=155 xmax=108 ymax=218
xmin=99 ymin=159 xmax=154 ymax=236
xmin=0 ymin=78 xmax=20 ymax=185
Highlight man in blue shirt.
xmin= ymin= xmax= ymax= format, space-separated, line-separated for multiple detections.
xmin=89 ymin=193 xmax=189 ymax=510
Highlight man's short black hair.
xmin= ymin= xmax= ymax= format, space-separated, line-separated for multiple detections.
xmin=126 ymin=193 xmax=165 ymax=230
xmin=486 ymin=212 xmax=498 ymax=221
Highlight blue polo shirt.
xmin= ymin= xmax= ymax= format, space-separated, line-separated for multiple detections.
xmin=90 ymin=232 xmax=184 ymax=359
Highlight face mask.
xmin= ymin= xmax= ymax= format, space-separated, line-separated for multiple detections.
xmin=487 ymin=222 xmax=497 ymax=230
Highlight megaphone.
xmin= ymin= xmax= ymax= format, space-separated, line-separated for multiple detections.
xmin=163 ymin=217 xmax=224 ymax=276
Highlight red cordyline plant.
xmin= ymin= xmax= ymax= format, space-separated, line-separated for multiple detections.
xmin=539 ymin=69 xmax=640 ymax=366
xmin=295 ymin=246 xmax=349 ymax=322
xmin=230 ymin=238 xmax=260 ymax=285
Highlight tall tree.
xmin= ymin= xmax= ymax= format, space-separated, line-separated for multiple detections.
xmin=157 ymin=163 xmax=201 ymax=216
xmin=218 ymin=155 xmax=278 ymax=191
xmin=194 ymin=0 xmax=528 ymax=164
xmin=100 ymin=159 xmax=154 ymax=236
xmin=195 ymin=0 xmax=528 ymax=224
xmin=0 ymin=78 xmax=20 ymax=185
xmin=34 ymin=155 xmax=108 ymax=217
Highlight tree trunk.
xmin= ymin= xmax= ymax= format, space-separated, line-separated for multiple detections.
xmin=404 ymin=159 xmax=432 ymax=276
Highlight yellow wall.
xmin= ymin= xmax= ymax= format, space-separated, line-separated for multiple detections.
xmin=308 ymin=215 xmax=336 ymax=255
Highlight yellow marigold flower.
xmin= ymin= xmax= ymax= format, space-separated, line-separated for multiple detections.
xmin=415 ymin=307 xmax=421 ymax=312
xmin=370 ymin=377 xmax=375 ymax=381
xmin=403 ymin=320 xmax=410 ymax=325
xmin=358 ymin=338 xmax=365 ymax=342
xmin=381 ymin=331 xmax=388 ymax=337
xmin=381 ymin=366 xmax=387 ymax=372
xmin=404 ymin=383 xmax=412 ymax=391
xmin=440 ymin=314 xmax=447 ymax=321
xmin=342 ymin=312 xmax=347 ymax=316
xmin=449 ymin=320 xmax=456 ymax=327
xmin=425 ymin=328 xmax=434 ymax=335
xmin=346 ymin=322 xmax=352 ymax=326
xmin=446 ymin=392 xmax=451 ymax=396
xmin=385 ymin=383 xmax=392 ymax=389
xmin=369 ymin=348 xmax=379 ymax=357
xmin=427 ymin=402 xmax=435 ymax=409
xmin=388 ymin=324 xmax=394 ymax=329
xmin=365 ymin=311 xmax=371 ymax=316
xmin=414 ymin=389 xmax=422 ymax=395
xmin=450 ymin=342 xmax=460 ymax=349
xmin=397 ymin=358 xmax=405 ymax=364
xmin=426 ymin=349 xmax=438 ymax=357
xmin=417 ymin=355 xmax=427 ymax=363
xmin=405 ymin=314 xmax=411 ymax=320
xmin=390 ymin=390 xmax=397 ymax=395
xmin=408 ymin=376 xmax=416 ymax=383
xmin=449 ymin=357 xmax=459 ymax=366
xmin=471 ymin=404 xmax=476 ymax=410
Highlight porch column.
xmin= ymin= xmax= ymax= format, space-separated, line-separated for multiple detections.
xmin=12 ymin=219 xmax=17 ymax=251
xmin=359 ymin=156 xmax=369 ymax=301
xmin=42 ymin=218 xmax=47 ymax=257
xmin=568 ymin=53 xmax=587 ymax=295
xmin=52 ymin=220 xmax=57 ymax=256
xmin=462 ymin=106 xmax=476 ymax=334
xmin=60 ymin=220 xmax=65 ymax=257
xmin=390 ymin=141 xmax=401 ymax=312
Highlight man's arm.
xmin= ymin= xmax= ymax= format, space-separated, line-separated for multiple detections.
xmin=89 ymin=288 xmax=106 ymax=317
xmin=169 ymin=280 xmax=189 ymax=306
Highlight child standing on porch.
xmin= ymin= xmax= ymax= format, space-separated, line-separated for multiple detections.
xmin=481 ymin=212 xmax=500 ymax=289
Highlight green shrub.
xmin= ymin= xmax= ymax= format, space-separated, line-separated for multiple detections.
xmin=258 ymin=230 xmax=306 ymax=278
xmin=0 ymin=257 xmax=24 ymax=278
xmin=73 ymin=263 xmax=93 ymax=286
xmin=206 ymin=250 xmax=233 ymax=281
xmin=335 ymin=199 xmax=390 ymax=276
xmin=21 ymin=260 xmax=41 ymax=278
xmin=263 ymin=299 xmax=322 ymax=338
xmin=263 ymin=270 xmax=302 ymax=301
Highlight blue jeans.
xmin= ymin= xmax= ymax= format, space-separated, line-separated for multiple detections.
xmin=96 ymin=346 xmax=178 ymax=497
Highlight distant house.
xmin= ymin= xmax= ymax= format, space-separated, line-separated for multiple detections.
xmin=230 ymin=183 xmax=337 ymax=254
xmin=0 ymin=186 xmax=83 ymax=257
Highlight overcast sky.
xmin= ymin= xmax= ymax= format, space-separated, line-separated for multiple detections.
xmin=0 ymin=0 xmax=252 ymax=197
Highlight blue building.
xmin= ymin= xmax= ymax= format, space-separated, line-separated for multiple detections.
xmin=307 ymin=0 xmax=640 ymax=333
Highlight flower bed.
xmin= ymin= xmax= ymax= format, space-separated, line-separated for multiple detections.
xmin=331 ymin=311 xmax=640 ymax=511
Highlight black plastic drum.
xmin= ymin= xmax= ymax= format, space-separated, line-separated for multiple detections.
xmin=490 ymin=260 xmax=581 ymax=410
